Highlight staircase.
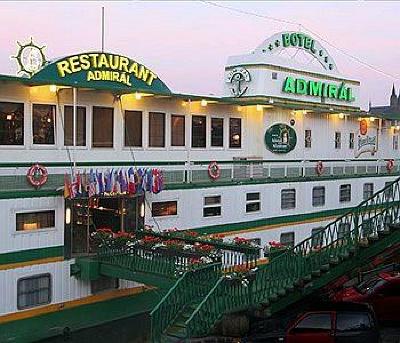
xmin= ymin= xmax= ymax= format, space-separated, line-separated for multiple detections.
xmin=155 ymin=177 xmax=400 ymax=341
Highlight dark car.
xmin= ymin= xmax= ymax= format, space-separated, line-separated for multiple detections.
xmin=333 ymin=271 xmax=400 ymax=322
xmin=244 ymin=303 xmax=380 ymax=343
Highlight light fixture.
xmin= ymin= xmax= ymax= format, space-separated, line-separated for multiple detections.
xmin=140 ymin=203 xmax=145 ymax=218
xmin=369 ymin=117 xmax=375 ymax=122
xmin=396 ymin=126 xmax=400 ymax=130
xmin=49 ymin=85 xmax=57 ymax=93
xmin=6 ymin=114 xmax=12 ymax=120
xmin=200 ymin=99 xmax=207 ymax=107
xmin=237 ymin=106 xmax=242 ymax=112
xmin=357 ymin=117 xmax=362 ymax=122
xmin=47 ymin=118 xmax=51 ymax=123
xmin=268 ymin=99 xmax=274 ymax=104
xmin=135 ymin=92 xmax=142 ymax=100
xmin=65 ymin=207 xmax=71 ymax=225
xmin=338 ymin=113 xmax=345 ymax=119
xmin=256 ymin=104 xmax=263 ymax=111
xmin=181 ymin=101 xmax=187 ymax=107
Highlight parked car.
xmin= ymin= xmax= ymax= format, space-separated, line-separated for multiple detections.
xmin=333 ymin=271 xmax=400 ymax=322
xmin=243 ymin=303 xmax=380 ymax=343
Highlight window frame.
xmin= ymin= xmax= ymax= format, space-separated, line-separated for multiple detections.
xmin=0 ymin=100 xmax=25 ymax=147
xmin=63 ymin=104 xmax=88 ymax=148
xmin=305 ymin=129 xmax=312 ymax=148
xmin=312 ymin=186 xmax=325 ymax=207
xmin=229 ymin=117 xmax=242 ymax=149
xmin=124 ymin=109 xmax=143 ymax=148
xmin=211 ymin=117 xmax=224 ymax=148
xmin=281 ymin=188 xmax=296 ymax=210
xmin=31 ymin=103 xmax=57 ymax=148
xmin=280 ymin=231 xmax=295 ymax=247
xmin=14 ymin=208 xmax=57 ymax=234
xmin=148 ymin=111 xmax=166 ymax=148
xmin=393 ymin=135 xmax=399 ymax=150
xmin=203 ymin=194 xmax=222 ymax=218
xmin=245 ymin=192 xmax=261 ymax=214
xmin=363 ymin=183 xmax=374 ymax=200
xmin=339 ymin=184 xmax=351 ymax=203
xmin=349 ymin=132 xmax=355 ymax=150
xmin=91 ymin=106 xmax=114 ymax=149
xmin=170 ymin=114 xmax=186 ymax=148
xmin=17 ymin=273 xmax=52 ymax=310
xmin=151 ymin=200 xmax=178 ymax=218
xmin=191 ymin=115 xmax=207 ymax=148
xmin=335 ymin=131 xmax=342 ymax=149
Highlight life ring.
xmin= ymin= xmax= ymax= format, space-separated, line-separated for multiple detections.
xmin=315 ymin=161 xmax=324 ymax=176
xmin=208 ymin=161 xmax=221 ymax=180
xmin=27 ymin=163 xmax=48 ymax=188
xmin=386 ymin=159 xmax=395 ymax=173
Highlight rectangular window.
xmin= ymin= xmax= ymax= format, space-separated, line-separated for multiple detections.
xmin=91 ymin=276 xmax=119 ymax=295
xmin=281 ymin=189 xmax=296 ymax=209
xmin=335 ymin=131 xmax=341 ymax=149
xmin=16 ymin=210 xmax=55 ymax=231
xmin=312 ymin=186 xmax=325 ymax=207
xmin=246 ymin=192 xmax=260 ymax=213
xmin=33 ymin=104 xmax=55 ymax=145
xmin=64 ymin=106 xmax=86 ymax=146
xmin=349 ymin=132 xmax=355 ymax=149
xmin=280 ymin=232 xmax=295 ymax=247
xmin=192 ymin=116 xmax=206 ymax=148
xmin=149 ymin=112 xmax=165 ymax=147
xmin=385 ymin=181 xmax=394 ymax=200
xmin=151 ymin=201 xmax=178 ymax=217
xmin=92 ymin=106 xmax=113 ymax=148
xmin=211 ymin=118 xmax=224 ymax=147
xmin=271 ymin=72 xmax=278 ymax=80
xmin=0 ymin=101 xmax=24 ymax=145
xmin=339 ymin=184 xmax=351 ymax=202
xmin=17 ymin=274 xmax=51 ymax=310
xmin=124 ymin=110 xmax=142 ymax=147
xmin=311 ymin=227 xmax=324 ymax=248
xmin=203 ymin=195 xmax=221 ymax=217
xmin=393 ymin=135 xmax=399 ymax=150
xmin=363 ymin=183 xmax=374 ymax=200
xmin=171 ymin=115 xmax=185 ymax=147
xmin=305 ymin=129 xmax=311 ymax=148
xmin=338 ymin=223 xmax=350 ymax=240
xmin=229 ymin=118 xmax=241 ymax=148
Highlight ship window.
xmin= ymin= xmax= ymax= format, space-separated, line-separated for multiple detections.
xmin=272 ymin=72 xmax=278 ymax=80
xmin=192 ymin=116 xmax=206 ymax=148
xmin=335 ymin=131 xmax=341 ymax=149
xmin=16 ymin=210 xmax=55 ymax=231
xmin=32 ymin=104 xmax=55 ymax=145
xmin=349 ymin=132 xmax=355 ymax=149
xmin=311 ymin=227 xmax=324 ymax=248
xmin=203 ymin=195 xmax=221 ymax=217
xmin=91 ymin=276 xmax=119 ymax=295
xmin=152 ymin=201 xmax=178 ymax=217
xmin=229 ymin=118 xmax=241 ymax=148
xmin=312 ymin=186 xmax=325 ymax=207
xmin=393 ymin=135 xmax=399 ymax=150
xmin=281 ymin=189 xmax=296 ymax=209
xmin=363 ymin=183 xmax=374 ymax=200
xmin=305 ymin=129 xmax=311 ymax=148
xmin=280 ymin=232 xmax=295 ymax=247
xmin=125 ymin=110 xmax=142 ymax=147
xmin=211 ymin=118 xmax=224 ymax=147
xmin=384 ymin=182 xmax=394 ymax=200
xmin=171 ymin=115 xmax=185 ymax=147
xmin=64 ymin=106 xmax=86 ymax=146
xmin=339 ymin=184 xmax=351 ymax=202
xmin=149 ymin=112 xmax=165 ymax=147
xmin=246 ymin=192 xmax=261 ymax=213
xmin=17 ymin=274 xmax=51 ymax=310
xmin=338 ymin=223 xmax=350 ymax=240
xmin=92 ymin=106 xmax=113 ymax=148
xmin=0 ymin=101 xmax=24 ymax=145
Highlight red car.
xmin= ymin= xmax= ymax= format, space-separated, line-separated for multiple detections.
xmin=333 ymin=271 xmax=400 ymax=322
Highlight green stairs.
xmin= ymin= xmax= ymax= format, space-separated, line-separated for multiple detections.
xmin=151 ymin=177 xmax=400 ymax=341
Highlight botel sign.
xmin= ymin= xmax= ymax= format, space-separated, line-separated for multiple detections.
xmin=282 ymin=77 xmax=355 ymax=102
xmin=30 ymin=52 xmax=171 ymax=94
xmin=264 ymin=123 xmax=297 ymax=154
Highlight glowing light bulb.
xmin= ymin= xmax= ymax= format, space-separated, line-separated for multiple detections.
xmin=65 ymin=207 xmax=71 ymax=225
xmin=140 ymin=203 xmax=145 ymax=217
xmin=135 ymin=92 xmax=142 ymax=100
xmin=338 ymin=113 xmax=344 ymax=119
xmin=237 ymin=106 xmax=242 ymax=112
xmin=181 ymin=101 xmax=187 ymax=107
xmin=369 ymin=117 xmax=375 ymax=122
xmin=49 ymin=85 xmax=57 ymax=93
xmin=200 ymin=99 xmax=207 ymax=107
xmin=256 ymin=104 xmax=263 ymax=111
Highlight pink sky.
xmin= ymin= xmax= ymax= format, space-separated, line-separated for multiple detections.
xmin=0 ymin=1 xmax=399 ymax=109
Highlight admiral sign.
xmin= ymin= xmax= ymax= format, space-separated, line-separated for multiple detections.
xmin=264 ymin=123 xmax=297 ymax=154
xmin=355 ymin=119 xmax=377 ymax=158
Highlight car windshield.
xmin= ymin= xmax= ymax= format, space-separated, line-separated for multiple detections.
xmin=356 ymin=277 xmax=386 ymax=294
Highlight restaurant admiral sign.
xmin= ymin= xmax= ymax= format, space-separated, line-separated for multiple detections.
xmin=264 ymin=123 xmax=297 ymax=154
xmin=29 ymin=51 xmax=171 ymax=94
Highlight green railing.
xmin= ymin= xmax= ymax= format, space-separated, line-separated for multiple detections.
xmin=150 ymin=263 xmax=221 ymax=342
xmin=184 ymin=177 xmax=400 ymax=338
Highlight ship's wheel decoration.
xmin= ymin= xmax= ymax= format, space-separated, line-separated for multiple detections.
xmin=27 ymin=163 xmax=48 ymax=188
xmin=12 ymin=38 xmax=47 ymax=77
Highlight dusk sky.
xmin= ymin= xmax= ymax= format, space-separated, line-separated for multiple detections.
xmin=1 ymin=1 xmax=399 ymax=109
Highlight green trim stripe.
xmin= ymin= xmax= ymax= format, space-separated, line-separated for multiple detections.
xmin=0 ymin=246 xmax=63 ymax=265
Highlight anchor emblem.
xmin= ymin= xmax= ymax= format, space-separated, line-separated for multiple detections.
xmin=226 ymin=67 xmax=251 ymax=97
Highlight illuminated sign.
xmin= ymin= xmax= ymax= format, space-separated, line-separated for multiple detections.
xmin=264 ymin=123 xmax=297 ymax=154
xmin=282 ymin=77 xmax=355 ymax=102
xmin=30 ymin=51 xmax=171 ymax=94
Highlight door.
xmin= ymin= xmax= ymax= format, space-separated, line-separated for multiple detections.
xmin=335 ymin=311 xmax=379 ymax=343
xmin=286 ymin=312 xmax=334 ymax=343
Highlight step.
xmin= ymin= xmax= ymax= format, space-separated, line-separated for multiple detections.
xmin=311 ymin=269 xmax=321 ymax=277
xmin=321 ymin=264 xmax=330 ymax=272
xmin=329 ymin=257 xmax=340 ymax=265
xmin=358 ymin=239 xmax=369 ymax=247
xmin=166 ymin=325 xmax=187 ymax=339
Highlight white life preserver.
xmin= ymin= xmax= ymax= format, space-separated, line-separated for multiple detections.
xmin=315 ymin=161 xmax=324 ymax=176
